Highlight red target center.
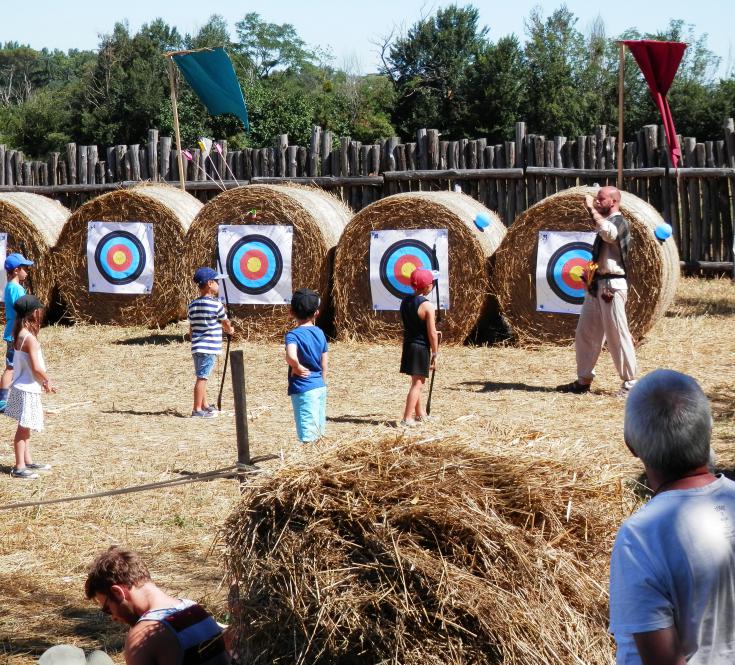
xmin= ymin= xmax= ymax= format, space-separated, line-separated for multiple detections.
xmin=240 ymin=248 xmax=268 ymax=280
xmin=394 ymin=254 xmax=422 ymax=286
xmin=560 ymin=258 xmax=588 ymax=290
xmin=106 ymin=244 xmax=133 ymax=271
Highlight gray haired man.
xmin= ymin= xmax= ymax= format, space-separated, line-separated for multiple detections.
xmin=609 ymin=369 xmax=735 ymax=664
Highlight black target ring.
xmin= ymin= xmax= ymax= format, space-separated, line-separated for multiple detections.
xmin=93 ymin=230 xmax=146 ymax=286
xmin=226 ymin=234 xmax=283 ymax=295
xmin=379 ymin=238 xmax=438 ymax=300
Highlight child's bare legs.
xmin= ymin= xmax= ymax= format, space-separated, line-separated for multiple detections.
xmin=193 ymin=378 xmax=208 ymax=412
xmin=13 ymin=425 xmax=32 ymax=469
xmin=403 ymin=375 xmax=426 ymax=423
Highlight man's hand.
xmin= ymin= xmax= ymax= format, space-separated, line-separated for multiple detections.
xmin=584 ymin=194 xmax=595 ymax=213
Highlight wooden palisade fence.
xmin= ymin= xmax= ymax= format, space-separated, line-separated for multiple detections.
xmin=0 ymin=120 xmax=734 ymax=269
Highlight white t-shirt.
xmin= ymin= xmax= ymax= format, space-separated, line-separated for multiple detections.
xmin=609 ymin=475 xmax=735 ymax=664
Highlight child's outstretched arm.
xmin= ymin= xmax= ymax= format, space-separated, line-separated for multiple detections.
xmin=286 ymin=343 xmax=310 ymax=377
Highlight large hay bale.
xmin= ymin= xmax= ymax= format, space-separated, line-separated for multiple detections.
xmin=53 ymin=185 xmax=202 ymax=326
xmin=185 ymin=184 xmax=350 ymax=340
xmin=492 ymin=186 xmax=680 ymax=344
xmin=0 ymin=193 xmax=69 ymax=312
xmin=332 ymin=192 xmax=506 ymax=344
xmin=223 ymin=433 xmax=629 ymax=664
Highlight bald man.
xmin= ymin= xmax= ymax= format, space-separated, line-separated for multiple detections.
xmin=557 ymin=186 xmax=637 ymax=397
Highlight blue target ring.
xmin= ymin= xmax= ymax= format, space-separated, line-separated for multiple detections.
xmin=226 ymin=234 xmax=283 ymax=295
xmin=94 ymin=230 xmax=146 ymax=285
xmin=379 ymin=239 xmax=438 ymax=299
xmin=546 ymin=241 xmax=593 ymax=305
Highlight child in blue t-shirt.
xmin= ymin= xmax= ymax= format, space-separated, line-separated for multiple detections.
xmin=0 ymin=253 xmax=34 ymax=413
xmin=285 ymin=288 xmax=328 ymax=443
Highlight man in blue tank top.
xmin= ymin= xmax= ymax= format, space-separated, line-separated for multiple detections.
xmin=85 ymin=546 xmax=230 ymax=665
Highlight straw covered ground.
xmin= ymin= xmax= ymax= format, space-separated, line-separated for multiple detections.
xmin=0 ymin=277 xmax=733 ymax=664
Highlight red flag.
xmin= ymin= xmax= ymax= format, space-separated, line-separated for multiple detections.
xmin=622 ymin=40 xmax=687 ymax=168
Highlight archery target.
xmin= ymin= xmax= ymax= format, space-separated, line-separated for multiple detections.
xmin=369 ymin=229 xmax=449 ymax=311
xmin=536 ymin=230 xmax=595 ymax=314
xmin=0 ymin=234 xmax=6 ymax=293
xmin=217 ymin=225 xmax=292 ymax=305
xmin=87 ymin=222 xmax=154 ymax=294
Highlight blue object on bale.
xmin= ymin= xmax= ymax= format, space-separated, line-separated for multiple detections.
xmin=474 ymin=212 xmax=491 ymax=231
xmin=173 ymin=47 xmax=249 ymax=131
xmin=654 ymin=222 xmax=672 ymax=241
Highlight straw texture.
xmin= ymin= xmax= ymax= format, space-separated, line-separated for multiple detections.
xmin=492 ymin=186 xmax=680 ymax=345
xmin=52 ymin=185 xmax=202 ymax=327
xmin=332 ymin=192 xmax=506 ymax=344
xmin=0 ymin=193 xmax=69 ymax=313
xmin=185 ymin=184 xmax=350 ymax=341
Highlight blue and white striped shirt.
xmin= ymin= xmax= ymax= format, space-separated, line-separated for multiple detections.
xmin=188 ymin=296 xmax=227 ymax=355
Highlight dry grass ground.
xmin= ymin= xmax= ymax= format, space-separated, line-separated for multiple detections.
xmin=0 ymin=277 xmax=733 ymax=664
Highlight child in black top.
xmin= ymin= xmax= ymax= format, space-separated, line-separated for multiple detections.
xmin=399 ymin=268 xmax=439 ymax=426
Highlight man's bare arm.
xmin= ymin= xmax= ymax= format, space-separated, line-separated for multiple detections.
xmin=633 ymin=627 xmax=687 ymax=665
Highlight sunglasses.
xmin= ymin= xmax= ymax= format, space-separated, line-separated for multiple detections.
xmin=99 ymin=595 xmax=112 ymax=615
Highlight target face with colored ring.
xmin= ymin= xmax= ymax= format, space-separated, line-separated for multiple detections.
xmin=226 ymin=234 xmax=283 ymax=295
xmin=94 ymin=230 xmax=146 ymax=285
xmin=379 ymin=238 xmax=438 ymax=299
xmin=545 ymin=241 xmax=593 ymax=305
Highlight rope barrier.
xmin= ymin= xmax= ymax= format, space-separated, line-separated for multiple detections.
xmin=0 ymin=464 xmax=262 ymax=511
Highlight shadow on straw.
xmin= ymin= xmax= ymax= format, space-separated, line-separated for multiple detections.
xmin=328 ymin=414 xmax=391 ymax=426
xmin=100 ymin=408 xmax=188 ymax=418
xmin=115 ymin=334 xmax=187 ymax=346
xmin=454 ymin=380 xmax=557 ymax=393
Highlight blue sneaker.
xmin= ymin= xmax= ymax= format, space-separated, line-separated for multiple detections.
xmin=0 ymin=400 xmax=6 ymax=413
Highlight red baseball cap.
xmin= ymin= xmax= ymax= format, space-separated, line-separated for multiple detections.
xmin=410 ymin=268 xmax=434 ymax=291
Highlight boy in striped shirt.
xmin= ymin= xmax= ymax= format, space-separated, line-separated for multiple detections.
xmin=188 ymin=267 xmax=234 ymax=418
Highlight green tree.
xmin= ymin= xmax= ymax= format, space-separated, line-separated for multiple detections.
xmin=382 ymin=4 xmax=488 ymax=138
xmin=467 ymin=35 xmax=526 ymax=142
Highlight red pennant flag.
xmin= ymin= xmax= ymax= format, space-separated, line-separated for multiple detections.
xmin=622 ymin=40 xmax=687 ymax=168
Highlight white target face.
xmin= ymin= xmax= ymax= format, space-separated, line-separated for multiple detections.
xmin=369 ymin=229 xmax=449 ymax=311
xmin=536 ymin=230 xmax=596 ymax=314
xmin=87 ymin=222 xmax=154 ymax=294
xmin=217 ymin=225 xmax=292 ymax=305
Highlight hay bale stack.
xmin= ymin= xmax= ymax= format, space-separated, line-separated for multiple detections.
xmin=53 ymin=185 xmax=202 ymax=326
xmin=185 ymin=184 xmax=350 ymax=340
xmin=0 ymin=193 xmax=69 ymax=311
xmin=223 ymin=433 xmax=630 ymax=664
xmin=332 ymin=192 xmax=506 ymax=344
xmin=493 ymin=186 xmax=680 ymax=344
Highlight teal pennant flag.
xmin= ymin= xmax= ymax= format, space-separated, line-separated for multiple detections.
xmin=172 ymin=47 xmax=249 ymax=131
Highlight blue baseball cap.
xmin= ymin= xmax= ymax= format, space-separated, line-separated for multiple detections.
xmin=193 ymin=267 xmax=226 ymax=286
xmin=4 ymin=253 xmax=33 ymax=271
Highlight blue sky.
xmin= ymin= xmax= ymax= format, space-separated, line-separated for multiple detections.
xmin=2 ymin=0 xmax=733 ymax=77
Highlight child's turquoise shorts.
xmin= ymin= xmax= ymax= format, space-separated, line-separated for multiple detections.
xmin=290 ymin=386 xmax=327 ymax=442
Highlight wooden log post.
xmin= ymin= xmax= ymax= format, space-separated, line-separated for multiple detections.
xmin=275 ymin=135 xmax=287 ymax=177
xmin=643 ymin=125 xmax=658 ymax=168
xmin=370 ymin=144 xmax=380 ymax=175
xmin=321 ymin=130 xmax=332 ymax=176
xmin=595 ymin=125 xmax=607 ymax=169
xmin=159 ymin=138 xmax=171 ymax=182
xmin=139 ymin=147 xmax=149 ymax=181
xmin=39 ymin=162 xmax=48 ymax=186
xmin=309 ymin=125 xmax=322 ymax=176
xmin=350 ymin=140 xmax=361 ymax=176
xmin=105 ymin=147 xmax=115 ymax=181
xmin=23 ymin=162 xmax=32 ymax=186
xmin=683 ymin=138 xmax=696 ymax=168
xmin=148 ymin=129 xmax=159 ymax=181
xmin=0 ymin=145 xmax=5 ymax=185
xmin=359 ymin=145 xmax=370 ymax=177
xmin=439 ymin=141 xmax=449 ymax=169
xmin=515 ymin=122 xmax=526 ymax=168
xmin=286 ymin=146 xmax=298 ymax=177
xmin=406 ymin=142 xmax=417 ymax=171
xmin=58 ymin=159 xmax=67 ymax=185
xmin=50 ymin=152 xmax=59 ymax=186
xmin=339 ymin=136 xmax=350 ymax=177
xmin=95 ymin=162 xmax=105 ymax=184
xmin=427 ymin=129 xmax=440 ymax=170
xmin=724 ymin=118 xmax=735 ymax=168
xmin=475 ymin=138 xmax=486 ymax=169
xmin=78 ymin=146 xmax=88 ymax=185
xmin=87 ymin=145 xmax=98 ymax=184
xmin=66 ymin=143 xmax=77 ymax=184
xmin=417 ymin=128 xmax=428 ymax=170
xmin=229 ymin=349 xmax=251 ymax=475
xmin=128 ymin=144 xmax=141 ymax=181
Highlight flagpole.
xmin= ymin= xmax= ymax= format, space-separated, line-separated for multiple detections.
xmin=617 ymin=42 xmax=625 ymax=191
xmin=166 ymin=56 xmax=186 ymax=191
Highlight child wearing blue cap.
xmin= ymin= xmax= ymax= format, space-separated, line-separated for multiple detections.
xmin=188 ymin=267 xmax=234 ymax=418
xmin=0 ymin=253 xmax=34 ymax=413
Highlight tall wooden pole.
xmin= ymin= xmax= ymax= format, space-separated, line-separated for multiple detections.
xmin=617 ymin=42 xmax=625 ymax=190
xmin=166 ymin=57 xmax=186 ymax=191
xmin=230 ymin=350 xmax=251 ymax=488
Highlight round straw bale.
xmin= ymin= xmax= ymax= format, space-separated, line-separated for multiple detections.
xmin=332 ymin=191 xmax=506 ymax=344
xmin=52 ymin=184 xmax=202 ymax=327
xmin=492 ymin=186 xmax=680 ymax=345
xmin=223 ymin=434 xmax=627 ymax=664
xmin=185 ymin=184 xmax=350 ymax=341
xmin=0 ymin=193 xmax=69 ymax=316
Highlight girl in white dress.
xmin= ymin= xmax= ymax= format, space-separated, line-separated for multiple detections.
xmin=5 ymin=295 xmax=56 ymax=479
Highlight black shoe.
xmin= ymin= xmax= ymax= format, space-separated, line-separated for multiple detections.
xmin=556 ymin=380 xmax=591 ymax=394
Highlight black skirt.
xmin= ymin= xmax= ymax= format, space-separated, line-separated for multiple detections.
xmin=400 ymin=342 xmax=430 ymax=377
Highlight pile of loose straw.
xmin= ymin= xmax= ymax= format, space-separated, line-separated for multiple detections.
xmin=223 ymin=432 xmax=637 ymax=664
xmin=492 ymin=186 xmax=680 ymax=345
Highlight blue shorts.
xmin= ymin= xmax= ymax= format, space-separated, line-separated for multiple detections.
xmin=290 ymin=386 xmax=327 ymax=443
xmin=193 ymin=353 xmax=216 ymax=379
xmin=5 ymin=342 xmax=14 ymax=369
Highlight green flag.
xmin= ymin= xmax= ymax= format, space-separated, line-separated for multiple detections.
xmin=172 ymin=47 xmax=249 ymax=131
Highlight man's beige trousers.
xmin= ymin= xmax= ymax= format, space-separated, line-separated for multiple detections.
xmin=575 ymin=289 xmax=636 ymax=383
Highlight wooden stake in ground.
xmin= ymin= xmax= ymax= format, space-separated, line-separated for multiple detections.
xmin=617 ymin=42 xmax=625 ymax=190
xmin=425 ymin=245 xmax=442 ymax=416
